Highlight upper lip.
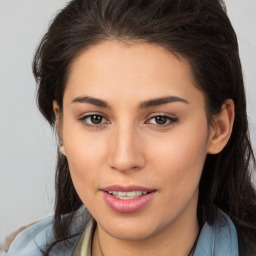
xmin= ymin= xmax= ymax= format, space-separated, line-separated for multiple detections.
xmin=101 ymin=185 xmax=155 ymax=192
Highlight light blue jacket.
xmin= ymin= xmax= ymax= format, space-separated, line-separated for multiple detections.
xmin=6 ymin=208 xmax=239 ymax=255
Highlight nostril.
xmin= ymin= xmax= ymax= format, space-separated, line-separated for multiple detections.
xmin=108 ymin=136 xmax=146 ymax=172
xmin=110 ymin=164 xmax=142 ymax=172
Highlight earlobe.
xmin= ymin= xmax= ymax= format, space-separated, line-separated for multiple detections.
xmin=53 ymin=101 xmax=66 ymax=156
xmin=207 ymin=99 xmax=235 ymax=154
xmin=59 ymin=141 xmax=66 ymax=156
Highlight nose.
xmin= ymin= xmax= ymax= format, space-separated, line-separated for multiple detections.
xmin=109 ymin=125 xmax=145 ymax=172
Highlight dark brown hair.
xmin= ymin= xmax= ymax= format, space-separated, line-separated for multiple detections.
xmin=33 ymin=0 xmax=256 ymax=254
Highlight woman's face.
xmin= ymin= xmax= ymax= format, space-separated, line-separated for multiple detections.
xmin=57 ymin=41 xmax=214 ymax=240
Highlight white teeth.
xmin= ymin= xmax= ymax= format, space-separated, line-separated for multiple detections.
xmin=108 ymin=191 xmax=149 ymax=199
xmin=119 ymin=192 xmax=127 ymax=197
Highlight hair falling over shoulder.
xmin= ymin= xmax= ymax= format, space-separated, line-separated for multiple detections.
xmin=33 ymin=0 xmax=256 ymax=255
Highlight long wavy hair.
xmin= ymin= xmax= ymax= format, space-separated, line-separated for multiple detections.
xmin=33 ymin=0 xmax=256 ymax=254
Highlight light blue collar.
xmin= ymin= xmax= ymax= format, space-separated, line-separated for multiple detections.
xmin=194 ymin=209 xmax=238 ymax=256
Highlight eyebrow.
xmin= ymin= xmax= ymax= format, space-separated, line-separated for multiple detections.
xmin=72 ymin=96 xmax=110 ymax=108
xmin=138 ymin=96 xmax=189 ymax=109
xmin=72 ymin=95 xmax=189 ymax=109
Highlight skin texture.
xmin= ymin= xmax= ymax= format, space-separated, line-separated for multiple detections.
xmin=53 ymin=40 xmax=234 ymax=256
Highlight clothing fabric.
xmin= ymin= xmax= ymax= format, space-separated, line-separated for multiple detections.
xmin=5 ymin=208 xmax=239 ymax=256
xmin=73 ymin=219 xmax=93 ymax=256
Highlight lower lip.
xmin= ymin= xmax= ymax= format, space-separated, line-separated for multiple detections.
xmin=102 ymin=191 xmax=156 ymax=213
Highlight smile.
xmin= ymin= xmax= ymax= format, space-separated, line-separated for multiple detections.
xmin=102 ymin=186 xmax=156 ymax=213
xmin=107 ymin=191 xmax=149 ymax=200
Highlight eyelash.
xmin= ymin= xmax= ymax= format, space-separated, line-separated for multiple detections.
xmin=146 ymin=115 xmax=178 ymax=127
xmin=79 ymin=114 xmax=178 ymax=128
xmin=79 ymin=114 xmax=110 ymax=128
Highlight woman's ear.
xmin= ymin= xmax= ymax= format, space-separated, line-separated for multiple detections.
xmin=53 ymin=101 xmax=66 ymax=155
xmin=207 ymin=99 xmax=235 ymax=154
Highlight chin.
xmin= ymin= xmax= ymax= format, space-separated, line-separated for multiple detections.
xmin=98 ymin=215 xmax=166 ymax=241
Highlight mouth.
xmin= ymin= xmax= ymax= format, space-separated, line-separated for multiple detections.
xmin=106 ymin=190 xmax=152 ymax=200
xmin=101 ymin=185 xmax=156 ymax=213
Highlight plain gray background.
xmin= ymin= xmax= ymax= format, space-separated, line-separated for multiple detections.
xmin=0 ymin=0 xmax=255 ymax=248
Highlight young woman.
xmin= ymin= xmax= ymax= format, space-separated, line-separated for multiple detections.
xmin=6 ymin=0 xmax=256 ymax=255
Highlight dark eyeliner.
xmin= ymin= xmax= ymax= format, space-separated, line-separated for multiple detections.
xmin=146 ymin=115 xmax=178 ymax=127
xmin=78 ymin=114 xmax=109 ymax=128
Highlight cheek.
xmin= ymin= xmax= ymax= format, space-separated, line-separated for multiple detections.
xmin=147 ymin=130 xmax=208 ymax=221
xmin=62 ymin=121 xmax=110 ymax=194
xmin=148 ymin=122 xmax=209 ymax=193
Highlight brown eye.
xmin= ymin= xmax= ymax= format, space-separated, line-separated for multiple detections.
xmin=146 ymin=115 xmax=178 ymax=127
xmin=90 ymin=115 xmax=103 ymax=124
xmin=79 ymin=114 xmax=109 ymax=127
xmin=155 ymin=116 xmax=168 ymax=125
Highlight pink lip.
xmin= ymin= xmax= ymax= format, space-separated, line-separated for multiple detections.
xmin=101 ymin=185 xmax=154 ymax=192
xmin=101 ymin=185 xmax=156 ymax=213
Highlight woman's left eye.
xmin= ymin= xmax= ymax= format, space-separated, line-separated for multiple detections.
xmin=79 ymin=114 xmax=109 ymax=127
xmin=146 ymin=115 xmax=178 ymax=127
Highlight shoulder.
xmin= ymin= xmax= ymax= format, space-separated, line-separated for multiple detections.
xmin=5 ymin=216 xmax=55 ymax=256
xmin=5 ymin=208 xmax=89 ymax=256
xmin=194 ymin=209 xmax=239 ymax=256
xmin=213 ymin=209 xmax=238 ymax=255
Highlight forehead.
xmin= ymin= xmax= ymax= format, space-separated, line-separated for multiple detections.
xmin=64 ymin=40 xmax=203 ymax=107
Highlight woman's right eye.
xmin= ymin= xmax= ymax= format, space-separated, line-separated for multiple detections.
xmin=79 ymin=114 xmax=110 ymax=127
